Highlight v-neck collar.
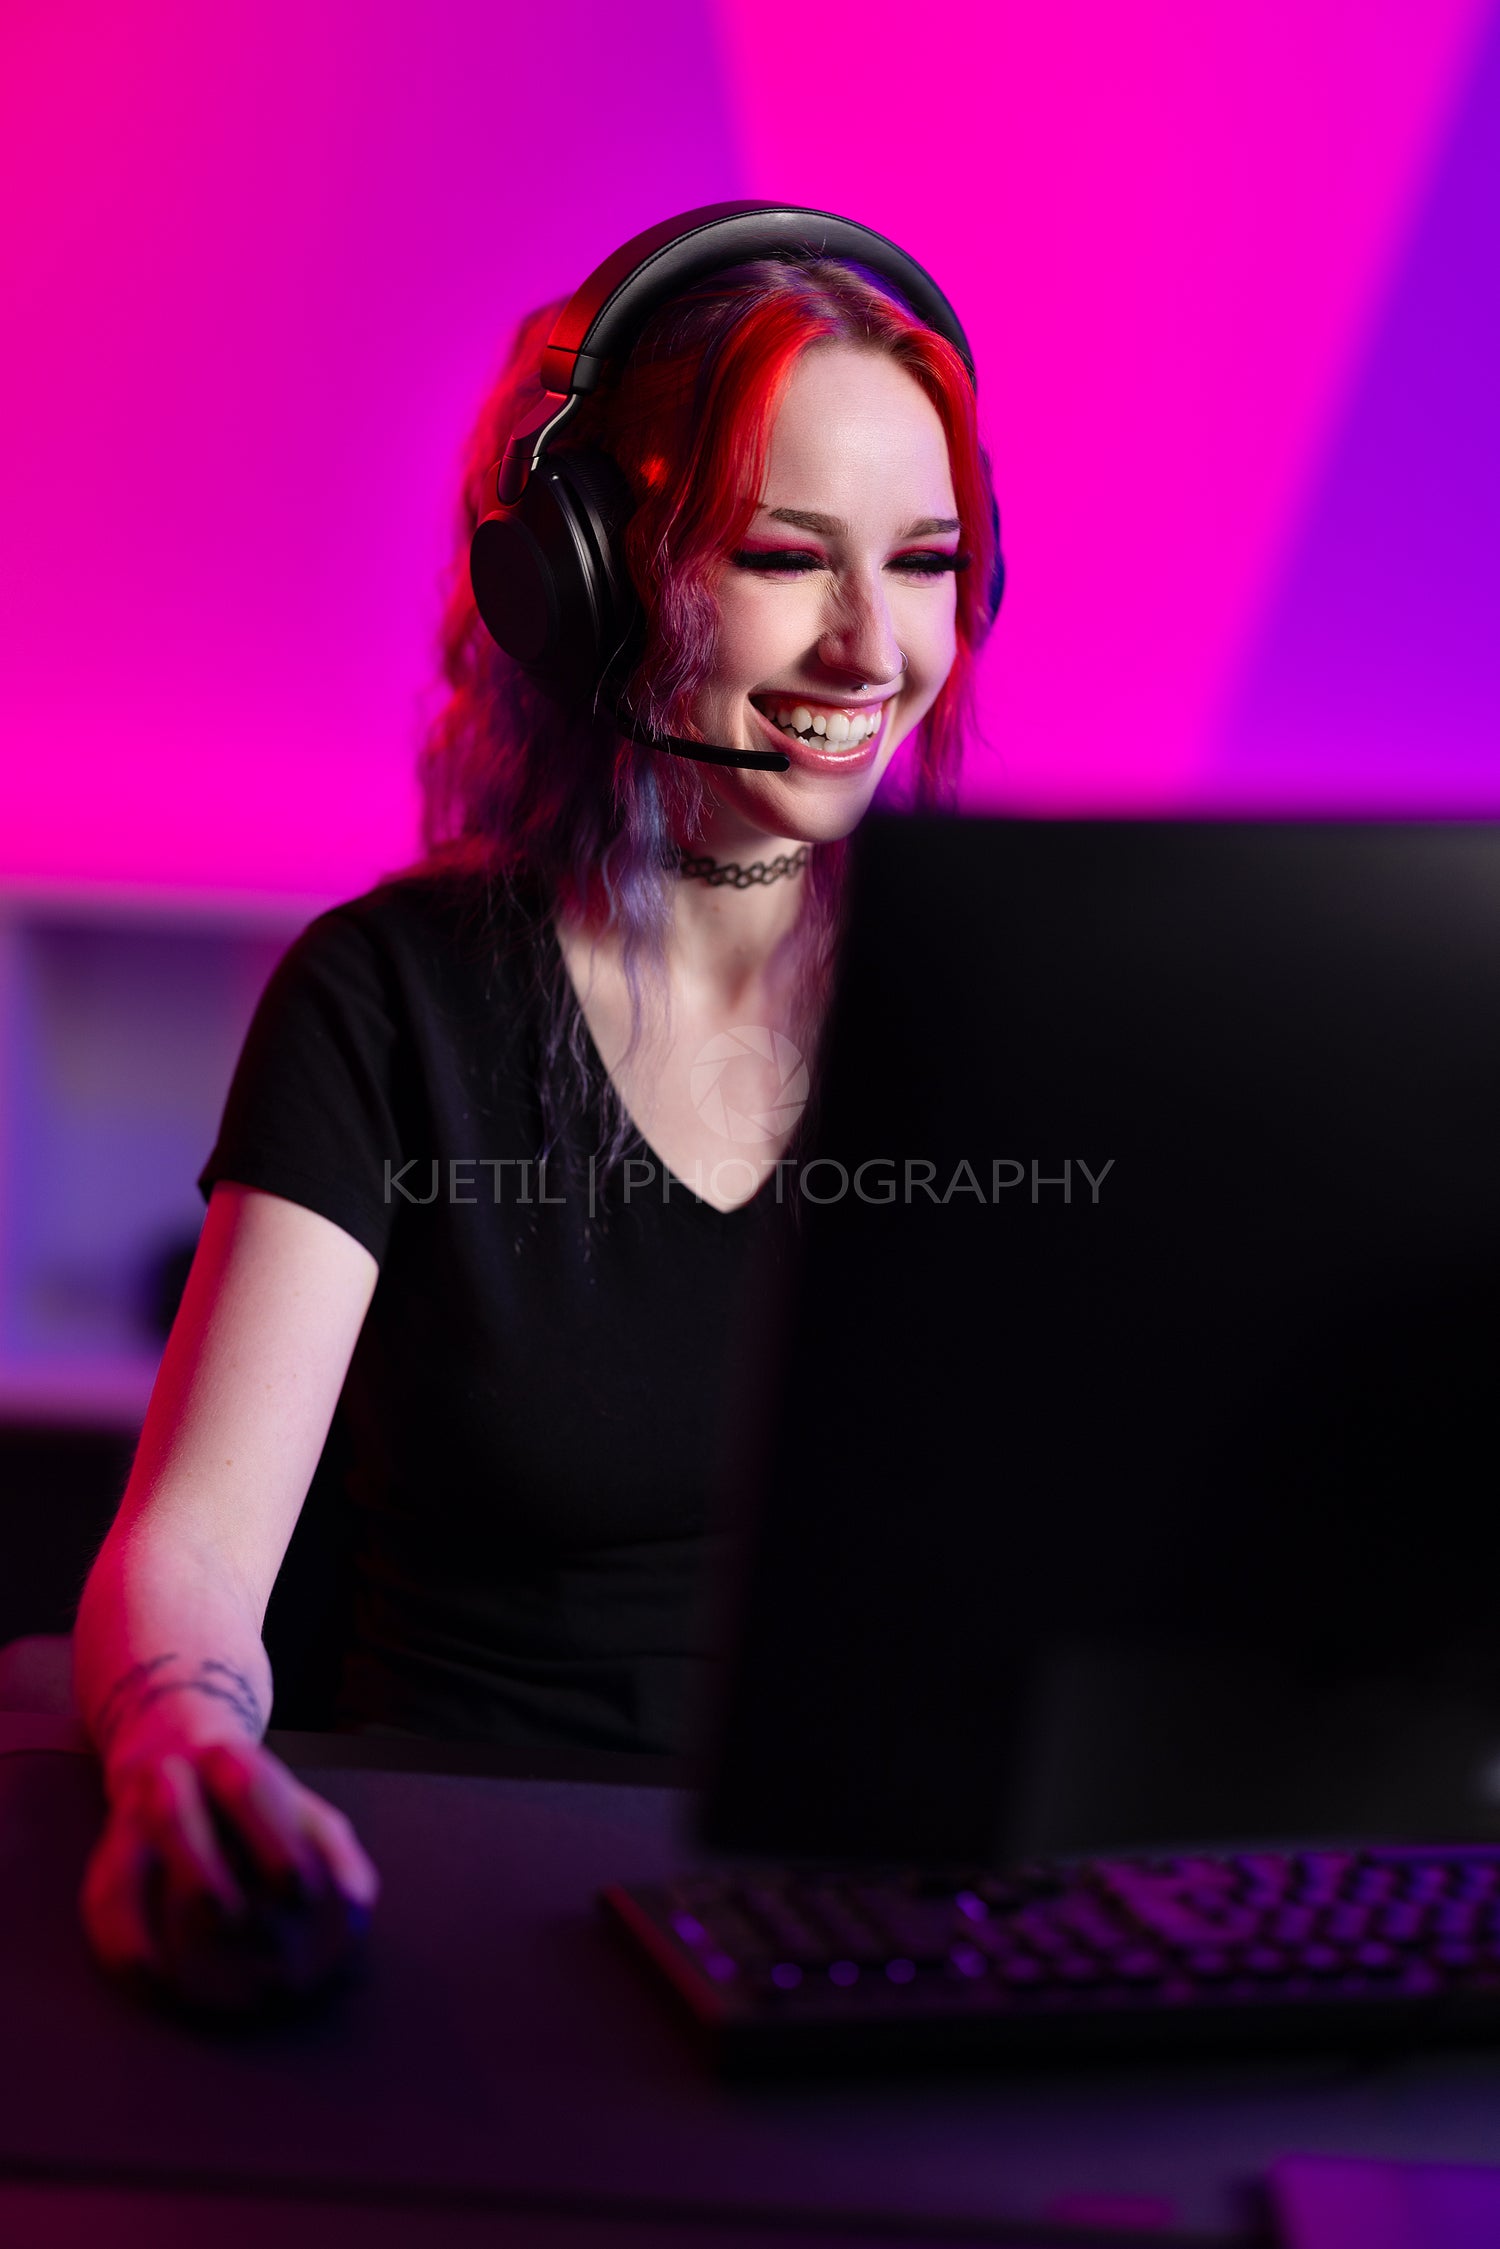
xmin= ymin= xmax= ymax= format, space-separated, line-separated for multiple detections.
xmin=544 ymin=916 xmax=785 ymax=1223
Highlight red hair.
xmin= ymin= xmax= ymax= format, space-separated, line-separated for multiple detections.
xmin=411 ymin=257 xmax=998 ymax=1190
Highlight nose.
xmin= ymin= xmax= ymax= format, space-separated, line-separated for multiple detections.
xmin=816 ymin=567 xmax=904 ymax=690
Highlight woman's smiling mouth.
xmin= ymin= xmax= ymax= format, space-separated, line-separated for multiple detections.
xmin=748 ymin=695 xmax=892 ymax=772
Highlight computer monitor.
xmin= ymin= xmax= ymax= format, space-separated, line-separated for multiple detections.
xmin=699 ymin=815 xmax=1500 ymax=1867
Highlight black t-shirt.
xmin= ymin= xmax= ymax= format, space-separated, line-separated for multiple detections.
xmin=197 ymin=869 xmax=795 ymax=1755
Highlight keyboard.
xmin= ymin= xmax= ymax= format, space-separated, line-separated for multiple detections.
xmin=601 ymin=1846 xmax=1500 ymax=2072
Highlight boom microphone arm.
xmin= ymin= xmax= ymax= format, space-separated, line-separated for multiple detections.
xmin=616 ymin=712 xmax=791 ymax=773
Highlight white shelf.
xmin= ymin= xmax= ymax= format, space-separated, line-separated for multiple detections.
xmin=0 ymin=885 xmax=322 ymax=1426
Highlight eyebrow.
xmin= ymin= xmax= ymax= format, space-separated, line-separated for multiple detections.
xmin=761 ymin=507 xmax=962 ymax=539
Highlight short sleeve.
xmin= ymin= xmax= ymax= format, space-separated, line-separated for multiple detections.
xmin=197 ymin=904 xmax=408 ymax=1265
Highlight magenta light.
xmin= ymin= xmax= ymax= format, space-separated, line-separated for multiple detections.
xmin=720 ymin=0 xmax=1494 ymax=813
xmin=3 ymin=0 xmax=1495 ymax=901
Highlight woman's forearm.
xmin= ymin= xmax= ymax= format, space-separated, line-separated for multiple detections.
xmin=73 ymin=1532 xmax=274 ymax=1793
xmin=69 ymin=1188 xmax=380 ymax=1798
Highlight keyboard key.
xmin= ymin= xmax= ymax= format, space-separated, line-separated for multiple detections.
xmin=1233 ymin=1854 xmax=1294 ymax=1890
xmin=1002 ymin=1955 xmax=1044 ymax=1986
xmin=848 ymin=1887 xmax=953 ymax=1964
xmin=1014 ymin=1916 xmax=1074 ymax=1956
xmin=1116 ymin=1951 xmax=1167 ymax=1981
xmin=740 ymin=1890 xmax=829 ymax=1963
xmin=699 ymin=1908 xmax=776 ymax=1964
xmin=1348 ymin=1867 xmax=1399 ymax=1905
xmin=1244 ymin=1947 xmax=1290 ymax=1978
xmin=1376 ymin=1903 xmax=1428 ymax=1943
xmin=1292 ymin=1856 xmax=1351 ymax=1906
xmin=1399 ymin=1866 xmax=1454 ymax=1903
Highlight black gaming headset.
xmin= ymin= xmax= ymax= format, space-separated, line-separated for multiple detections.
xmin=468 ymin=200 xmax=1003 ymax=774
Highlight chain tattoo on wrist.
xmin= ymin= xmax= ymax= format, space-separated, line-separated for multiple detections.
xmin=93 ymin=1653 xmax=265 ymax=1754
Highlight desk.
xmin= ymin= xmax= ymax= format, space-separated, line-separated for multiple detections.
xmin=6 ymin=1719 xmax=1500 ymax=2246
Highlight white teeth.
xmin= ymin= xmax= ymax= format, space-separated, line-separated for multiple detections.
xmin=763 ymin=702 xmax=886 ymax=745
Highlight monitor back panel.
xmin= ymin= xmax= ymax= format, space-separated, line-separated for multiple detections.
xmin=700 ymin=817 xmax=1500 ymax=1866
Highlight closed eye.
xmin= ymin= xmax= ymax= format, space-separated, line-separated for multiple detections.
xmin=892 ymin=551 xmax=971 ymax=577
xmin=730 ymin=549 xmax=971 ymax=577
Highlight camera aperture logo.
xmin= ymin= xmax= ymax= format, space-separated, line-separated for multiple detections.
xmin=688 ymin=1025 xmax=809 ymax=1142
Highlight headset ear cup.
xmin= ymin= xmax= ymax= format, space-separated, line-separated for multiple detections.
xmin=553 ymin=448 xmax=644 ymax=697
xmin=470 ymin=504 xmax=559 ymax=667
xmin=469 ymin=447 xmax=639 ymax=702
xmin=986 ymin=492 xmax=1005 ymax=629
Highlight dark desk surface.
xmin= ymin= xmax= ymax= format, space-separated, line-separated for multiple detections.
xmin=7 ymin=1717 xmax=1500 ymax=2247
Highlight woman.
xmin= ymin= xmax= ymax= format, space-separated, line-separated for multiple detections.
xmin=71 ymin=230 xmax=1000 ymax=2000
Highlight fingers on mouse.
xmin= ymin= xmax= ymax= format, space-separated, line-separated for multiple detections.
xmin=92 ymin=1749 xmax=375 ymax=2021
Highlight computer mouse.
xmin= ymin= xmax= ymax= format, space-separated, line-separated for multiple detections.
xmin=137 ymin=1794 xmax=373 ymax=2021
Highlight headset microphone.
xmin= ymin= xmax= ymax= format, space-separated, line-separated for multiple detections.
xmin=620 ymin=715 xmax=794 ymax=773
xmin=468 ymin=201 xmax=1001 ymax=773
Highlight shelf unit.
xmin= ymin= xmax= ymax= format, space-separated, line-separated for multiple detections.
xmin=0 ymin=882 xmax=329 ymax=1428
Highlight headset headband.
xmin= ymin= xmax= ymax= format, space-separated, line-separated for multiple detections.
xmin=537 ymin=200 xmax=977 ymax=398
xmin=496 ymin=201 xmax=979 ymax=509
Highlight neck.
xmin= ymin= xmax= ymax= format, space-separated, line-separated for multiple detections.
xmin=560 ymin=827 xmax=812 ymax=1013
xmin=665 ymin=833 xmax=810 ymax=1008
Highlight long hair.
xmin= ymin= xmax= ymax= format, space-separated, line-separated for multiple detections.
xmin=411 ymin=257 xmax=998 ymax=1190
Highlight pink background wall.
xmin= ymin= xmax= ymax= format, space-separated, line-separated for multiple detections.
xmin=4 ymin=0 xmax=1497 ymax=901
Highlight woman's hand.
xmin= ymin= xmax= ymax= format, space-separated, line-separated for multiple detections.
xmin=80 ymin=1739 xmax=380 ymax=2016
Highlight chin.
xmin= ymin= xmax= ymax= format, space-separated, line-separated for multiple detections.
xmin=790 ymin=788 xmax=882 ymax=845
xmin=719 ymin=775 xmax=872 ymax=853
